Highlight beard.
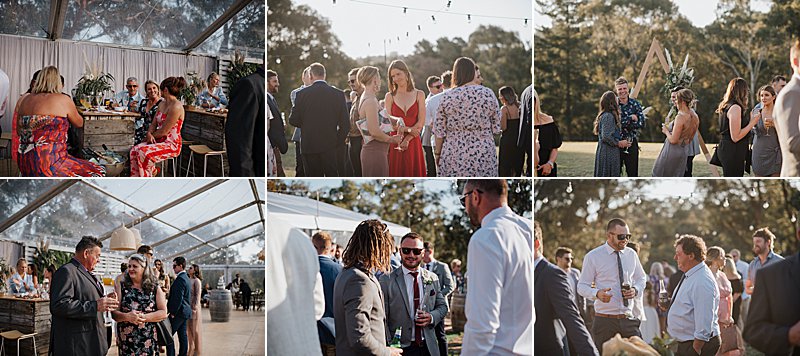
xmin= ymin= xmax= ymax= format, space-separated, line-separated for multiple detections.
xmin=403 ymin=257 xmax=421 ymax=269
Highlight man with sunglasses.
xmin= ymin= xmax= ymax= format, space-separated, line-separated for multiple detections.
xmin=115 ymin=77 xmax=146 ymax=112
xmin=460 ymin=179 xmax=533 ymax=355
xmin=577 ymin=218 xmax=647 ymax=352
xmin=380 ymin=232 xmax=448 ymax=356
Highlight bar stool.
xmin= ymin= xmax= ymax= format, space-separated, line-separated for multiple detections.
xmin=159 ymin=156 xmax=177 ymax=177
xmin=187 ymin=145 xmax=225 ymax=177
xmin=0 ymin=330 xmax=37 ymax=356
xmin=0 ymin=133 xmax=11 ymax=176
xmin=179 ymin=140 xmax=194 ymax=176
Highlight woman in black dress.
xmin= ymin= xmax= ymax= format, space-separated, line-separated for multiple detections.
xmin=716 ymin=78 xmax=759 ymax=176
xmin=723 ymin=257 xmax=745 ymax=324
xmin=533 ymin=89 xmax=562 ymax=176
xmin=498 ymin=86 xmax=524 ymax=176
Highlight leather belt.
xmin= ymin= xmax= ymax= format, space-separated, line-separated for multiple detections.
xmin=595 ymin=313 xmax=629 ymax=319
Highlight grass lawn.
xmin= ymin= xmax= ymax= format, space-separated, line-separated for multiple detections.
xmin=554 ymin=141 xmax=749 ymax=178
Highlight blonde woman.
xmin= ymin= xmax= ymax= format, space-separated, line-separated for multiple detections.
xmin=722 ymin=257 xmax=745 ymax=329
xmin=13 ymin=66 xmax=104 ymax=176
xmin=652 ymin=89 xmax=700 ymax=176
xmin=706 ymin=247 xmax=744 ymax=356
xmin=357 ymin=66 xmax=402 ymax=176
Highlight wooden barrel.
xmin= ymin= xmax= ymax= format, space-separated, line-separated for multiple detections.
xmin=450 ymin=292 xmax=467 ymax=332
xmin=209 ymin=289 xmax=233 ymax=322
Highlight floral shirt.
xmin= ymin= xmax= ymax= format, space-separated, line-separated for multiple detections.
xmin=619 ymin=97 xmax=645 ymax=139
xmin=136 ymin=98 xmax=162 ymax=145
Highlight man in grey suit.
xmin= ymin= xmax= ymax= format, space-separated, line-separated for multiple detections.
xmin=422 ymin=241 xmax=454 ymax=356
xmin=50 ymin=236 xmax=119 ymax=356
xmin=775 ymin=38 xmax=800 ymax=177
xmin=333 ymin=219 xmax=402 ymax=356
xmin=381 ymin=233 xmax=449 ymax=356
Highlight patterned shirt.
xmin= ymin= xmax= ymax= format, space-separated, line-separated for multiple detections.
xmin=619 ymin=97 xmax=645 ymax=139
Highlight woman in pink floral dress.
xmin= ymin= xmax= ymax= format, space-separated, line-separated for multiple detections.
xmin=130 ymin=77 xmax=185 ymax=177
xmin=433 ymin=57 xmax=501 ymax=176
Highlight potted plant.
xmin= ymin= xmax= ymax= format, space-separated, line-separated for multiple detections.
xmin=226 ymin=50 xmax=259 ymax=90
xmin=181 ymin=71 xmax=205 ymax=108
xmin=74 ymin=58 xmax=115 ymax=108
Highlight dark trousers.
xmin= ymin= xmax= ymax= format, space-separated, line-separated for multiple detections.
xmin=349 ymin=136 xmax=363 ymax=177
xmin=336 ymin=144 xmax=350 ymax=177
xmin=591 ymin=316 xmax=641 ymax=352
xmin=524 ymin=142 xmax=533 ymax=177
xmin=401 ymin=343 xmax=432 ymax=356
xmin=423 ymin=145 xmax=437 ymax=177
xmin=676 ymin=336 xmax=720 ymax=356
xmin=434 ymin=319 xmax=447 ymax=356
xmin=273 ymin=147 xmax=285 ymax=177
xmin=619 ymin=138 xmax=639 ymax=177
xmin=168 ymin=315 xmax=189 ymax=356
xmin=294 ymin=142 xmax=305 ymax=177
xmin=684 ymin=155 xmax=694 ymax=177
xmin=303 ymin=151 xmax=338 ymax=177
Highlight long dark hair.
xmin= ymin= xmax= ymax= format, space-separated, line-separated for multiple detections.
xmin=191 ymin=264 xmax=203 ymax=281
xmin=593 ymin=91 xmax=620 ymax=135
xmin=499 ymin=86 xmax=518 ymax=106
xmin=716 ymin=78 xmax=748 ymax=114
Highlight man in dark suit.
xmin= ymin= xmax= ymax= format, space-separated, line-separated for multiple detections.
xmin=267 ymin=69 xmax=288 ymax=176
xmin=50 ymin=236 xmax=119 ymax=356
xmin=225 ymin=66 xmax=265 ymax=177
xmin=313 ymin=231 xmax=342 ymax=355
xmin=519 ymin=84 xmax=533 ymax=177
xmin=168 ymin=256 xmax=193 ymax=356
xmin=534 ymin=222 xmax=598 ymax=356
xmin=288 ymin=62 xmax=349 ymax=177
xmin=743 ymin=229 xmax=800 ymax=356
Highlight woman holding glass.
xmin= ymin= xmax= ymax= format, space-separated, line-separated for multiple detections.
xmin=112 ymin=254 xmax=167 ymax=356
xmin=357 ymin=66 xmax=402 ymax=176
xmin=750 ymin=85 xmax=782 ymax=177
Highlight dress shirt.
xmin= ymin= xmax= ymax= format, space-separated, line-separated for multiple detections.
xmin=462 ymin=206 xmax=533 ymax=356
xmin=748 ymin=251 xmax=783 ymax=287
xmin=667 ymin=262 xmax=720 ymax=342
xmin=424 ymin=89 xmax=450 ymax=147
xmin=577 ymin=243 xmax=647 ymax=315
xmin=735 ymin=259 xmax=750 ymax=300
xmin=402 ymin=265 xmax=425 ymax=342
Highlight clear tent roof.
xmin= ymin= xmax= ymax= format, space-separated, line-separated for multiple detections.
xmin=0 ymin=0 xmax=265 ymax=58
xmin=0 ymin=179 xmax=265 ymax=264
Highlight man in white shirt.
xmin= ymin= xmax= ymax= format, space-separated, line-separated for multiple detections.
xmin=577 ymin=218 xmax=647 ymax=352
xmin=422 ymin=74 xmax=444 ymax=176
xmin=114 ymin=77 xmax=146 ymax=111
xmin=425 ymin=71 xmax=452 ymax=170
xmin=461 ymin=179 xmax=532 ymax=355
xmin=665 ymin=235 xmax=720 ymax=356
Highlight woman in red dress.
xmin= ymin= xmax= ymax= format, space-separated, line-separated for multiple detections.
xmin=384 ymin=60 xmax=426 ymax=177
xmin=129 ymin=77 xmax=185 ymax=177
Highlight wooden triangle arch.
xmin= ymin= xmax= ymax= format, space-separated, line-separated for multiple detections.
xmin=630 ymin=38 xmax=720 ymax=177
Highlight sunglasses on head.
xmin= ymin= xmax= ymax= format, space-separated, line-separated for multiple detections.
xmin=612 ymin=233 xmax=632 ymax=241
xmin=401 ymin=247 xmax=423 ymax=255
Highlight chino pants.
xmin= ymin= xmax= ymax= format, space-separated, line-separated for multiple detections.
xmin=591 ymin=315 xmax=641 ymax=352
xmin=676 ymin=335 xmax=720 ymax=356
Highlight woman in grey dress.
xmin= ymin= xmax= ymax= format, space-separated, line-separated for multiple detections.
xmin=652 ymin=89 xmax=700 ymax=176
xmin=751 ymin=85 xmax=781 ymax=177
xmin=593 ymin=91 xmax=629 ymax=176
xmin=357 ymin=66 xmax=402 ymax=176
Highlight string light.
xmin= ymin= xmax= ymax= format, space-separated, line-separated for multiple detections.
xmin=565 ymin=182 xmax=573 ymax=194
xmin=431 ymin=15 xmax=436 ymax=24
xmin=762 ymin=201 xmax=770 ymax=209
xmin=403 ymin=7 xmax=407 ymax=14
xmin=467 ymin=14 xmax=471 ymax=23
xmin=275 ymin=58 xmax=281 ymax=64
xmin=723 ymin=198 xmax=730 ymax=208
xmin=447 ymin=1 xmax=452 ymax=9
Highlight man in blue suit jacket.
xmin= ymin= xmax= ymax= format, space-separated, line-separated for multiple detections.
xmin=168 ymin=256 xmax=193 ymax=356
xmin=534 ymin=222 xmax=598 ymax=356
xmin=313 ymin=232 xmax=342 ymax=354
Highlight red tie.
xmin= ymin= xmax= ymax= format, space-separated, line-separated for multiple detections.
xmin=410 ymin=271 xmax=422 ymax=346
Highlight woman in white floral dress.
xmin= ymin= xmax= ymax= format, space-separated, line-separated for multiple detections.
xmin=433 ymin=57 xmax=501 ymax=176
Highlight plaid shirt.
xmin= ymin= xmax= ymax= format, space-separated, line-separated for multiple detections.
xmin=619 ymin=97 xmax=645 ymax=139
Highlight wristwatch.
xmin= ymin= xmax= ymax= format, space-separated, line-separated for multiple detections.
xmin=547 ymin=161 xmax=555 ymax=168
xmin=406 ymin=127 xmax=412 ymax=134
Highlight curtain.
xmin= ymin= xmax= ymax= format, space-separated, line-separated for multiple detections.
xmin=0 ymin=35 xmax=218 ymax=131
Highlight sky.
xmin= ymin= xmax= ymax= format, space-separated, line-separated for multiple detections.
xmin=287 ymin=0 xmax=533 ymax=58
xmin=534 ymin=0 xmax=773 ymax=29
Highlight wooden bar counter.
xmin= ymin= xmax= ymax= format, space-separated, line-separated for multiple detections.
xmin=78 ymin=110 xmax=138 ymax=155
xmin=0 ymin=295 xmax=50 ymax=355
xmin=181 ymin=106 xmax=229 ymax=176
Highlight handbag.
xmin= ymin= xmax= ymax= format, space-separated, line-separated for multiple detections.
xmin=156 ymin=318 xmax=174 ymax=347
xmin=710 ymin=146 xmax=722 ymax=167
xmin=719 ymin=323 xmax=743 ymax=353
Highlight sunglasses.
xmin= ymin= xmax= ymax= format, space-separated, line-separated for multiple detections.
xmin=612 ymin=233 xmax=632 ymax=241
xmin=348 ymin=79 xmax=356 ymax=84
xmin=459 ymin=189 xmax=483 ymax=207
xmin=401 ymin=247 xmax=423 ymax=255
xmin=127 ymin=85 xmax=138 ymax=88
xmin=433 ymin=84 xmax=442 ymax=89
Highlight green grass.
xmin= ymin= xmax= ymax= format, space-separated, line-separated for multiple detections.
xmin=554 ymin=141 xmax=750 ymax=177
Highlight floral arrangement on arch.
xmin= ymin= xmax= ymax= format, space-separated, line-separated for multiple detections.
xmin=661 ymin=49 xmax=696 ymax=122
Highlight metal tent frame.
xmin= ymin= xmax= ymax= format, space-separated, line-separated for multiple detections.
xmin=0 ymin=179 xmax=264 ymax=264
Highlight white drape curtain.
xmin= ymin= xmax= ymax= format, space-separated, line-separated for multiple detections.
xmin=0 ymin=35 xmax=217 ymax=131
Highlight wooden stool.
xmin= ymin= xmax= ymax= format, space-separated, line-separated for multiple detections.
xmin=0 ymin=330 xmax=37 ymax=356
xmin=187 ymin=145 xmax=225 ymax=177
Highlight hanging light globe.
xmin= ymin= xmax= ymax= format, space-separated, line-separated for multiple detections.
xmin=110 ymin=224 xmax=136 ymax=251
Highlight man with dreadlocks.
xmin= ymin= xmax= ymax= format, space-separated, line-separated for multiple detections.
xmin=333 ymin=219 xmax=403 ymax=356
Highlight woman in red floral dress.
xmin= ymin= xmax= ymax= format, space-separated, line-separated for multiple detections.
xmin=130 ymin=77 xmax=185 ymax=177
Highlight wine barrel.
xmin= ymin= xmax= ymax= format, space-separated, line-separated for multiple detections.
xmin=209 ymin=289 xmax=233 ymax=322
xmin=450 ymin=292 xmax=467 ymax=332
